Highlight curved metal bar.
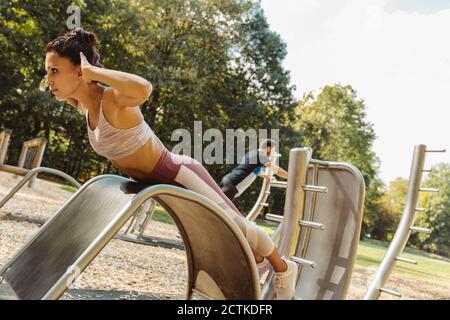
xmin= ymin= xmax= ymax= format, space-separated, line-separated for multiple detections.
xmin=364 ymin=145 xmax=428 ymax=300
xmin=41 ymin=179 xmax=260 ymax=300
xmin=0 ymin=167 xmax=81 ymax=210
xmin=245 ymin=153 xmax=280 ymax=221
xmin=0 ymin=174 xmax=104 ymax=278
xmin=246 ymin=178 xmax=272 ymax=221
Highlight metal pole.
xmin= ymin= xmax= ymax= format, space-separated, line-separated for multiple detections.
xmin=42 ymin=182 xmax=261 ymax=300
xmin=277 ymin=148 xmax=312 ymax=257
xmin=364 ymin=145 xmax=426 ymax=300
xmin=0 ymin=167 xmax=81 ymax=210
xmin=261 ymin=148 xmax=311 ymax=299
xmin=246 ymin=153 xmax=281 ymax=221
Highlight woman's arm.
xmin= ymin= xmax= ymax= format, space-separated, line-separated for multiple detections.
xmin=83 ymin=66 xmax=152 ymax=108
xmin=80 ymin=52 xmax=152 ymax=108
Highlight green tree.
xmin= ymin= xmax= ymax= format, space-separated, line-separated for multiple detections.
xmin=412 ymin=163 xmax=450 ymax=256
xmin=0 ymin=0 xmax=298 ymax=196
xmin=295 ymin=84 xmax=381 ymax=237
xmin=371 ymin=178 xmax=408 ymax=241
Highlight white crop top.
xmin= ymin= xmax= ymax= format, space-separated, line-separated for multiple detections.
xmin=86 ymin=99 xmax=153 ymax=160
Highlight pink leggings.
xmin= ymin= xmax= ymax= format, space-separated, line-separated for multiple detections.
xmin=143 ymin=149 xmax=276 ymax=257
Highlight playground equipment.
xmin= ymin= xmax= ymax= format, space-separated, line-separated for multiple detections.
xmin=245 ymin=152 xmax=286 ymax=243
xmin=246 ymin=152 xmax=283 ymax=221
xmin=0 ymin=129 xmax=48 ymax=188
xmin=0 ymin=167 xmax=81 ymax=210
xmin=115 ymin=197 xmax=186 ymax=249
xmin=119 ymin=152 xmax=285 ymax=248
xmin=0 ymin=147 xmax=366 ymax=300
xmin=0 ymin=176 xmax=260 ymax=300
xmin=260 ymin=148 xmax=365 ymax=299
xmin=364 ymin=145 xmax=446 ymax=299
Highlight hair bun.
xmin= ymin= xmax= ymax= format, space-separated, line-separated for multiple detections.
xmin=71 ymin=27 xmax=98 ymax=47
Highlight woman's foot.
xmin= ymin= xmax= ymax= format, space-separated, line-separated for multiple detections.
xmin=272 ymin=257 xmax=298 ymax=300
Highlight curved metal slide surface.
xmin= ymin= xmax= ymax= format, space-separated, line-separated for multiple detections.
xmin=0 ymin=175 xmax=260 ymax=300
xmin=295 ymin=161 xmax=365 ymax=299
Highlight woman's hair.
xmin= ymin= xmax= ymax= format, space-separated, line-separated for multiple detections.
xmin=45 ymin=27 xmax=103 ymax=68
xmin=45 ymin=28 xmax=103 ymax=112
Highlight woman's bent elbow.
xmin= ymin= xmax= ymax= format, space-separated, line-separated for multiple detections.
xmin=143 ymin=81 xmax=153 ymax=99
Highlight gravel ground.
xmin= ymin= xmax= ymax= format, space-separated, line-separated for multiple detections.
xmin=0 ymin=171 xmax=448 ymax=300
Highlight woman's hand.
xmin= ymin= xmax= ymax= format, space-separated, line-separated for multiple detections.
xmin=79 ymin=52 xmax=95 ymax=83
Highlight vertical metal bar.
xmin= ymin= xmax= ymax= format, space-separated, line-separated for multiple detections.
xmin=261 ymin=148 xmax=311 ymax=299
xmin=364 ymin=145 xmax=426 ymax=300
xmin=246 ymin=152 xmax=279 ymax=221
xmin=138 ymin=199 xmax=156 ymax=238
xmin=295 ymin=162 xmax=320 ymax=280
xmin=131 ymin=206 xmax=146 ymax=234
xmin=278 ymin=148 xmax=312 ymax=257
xmin=14 ymin=146 xmax=27 ymax=180
xmin=124 ymin=211 xmax=138 ymax=234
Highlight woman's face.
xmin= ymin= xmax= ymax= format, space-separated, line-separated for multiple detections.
xmin=44 ymin=51 xmax=81 ymax=101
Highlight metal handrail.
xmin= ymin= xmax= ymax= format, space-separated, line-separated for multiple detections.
xmin=246 ymin=153 xmax=282 ymax=222
xmin=0 ymin=167 xmax=81 ymax=210
xmin=40 ymin=178 xmax=260 ymax=299
xmin=364 ymin=144 xmax=442 ymax=299
xmin=261 ymin=147 xmax=313 ymax=299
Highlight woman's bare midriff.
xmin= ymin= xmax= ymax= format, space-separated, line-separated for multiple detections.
xmin=110 ymin=134 xmax=166 ymax=182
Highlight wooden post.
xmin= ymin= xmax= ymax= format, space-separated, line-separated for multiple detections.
xmin=28 ymin=138 xmax=48 ymax=188
xmin=12 ymin=137 xmax=48 ymax=188
xmin=0 ymin=129 xmax=12 ymax=165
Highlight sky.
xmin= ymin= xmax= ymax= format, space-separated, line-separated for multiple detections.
xmin=260 ymin=0 xmax=450 ymax=184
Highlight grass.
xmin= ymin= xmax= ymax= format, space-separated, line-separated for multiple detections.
xmin=61 ymin=185 xmax=78 ymax=193
xmin=356 ymin=239 xmax=450 ymax=283
xmin=139 ymin=208 xmax=450 ymax=283
xmin=151 ymin=206 xmax=175 ymax=224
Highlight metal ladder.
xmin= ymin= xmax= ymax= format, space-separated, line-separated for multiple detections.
xmin=364 ymin=144 xmax=446 ymax=299
xmin=261 ymin=148 xmax=328 ymax=298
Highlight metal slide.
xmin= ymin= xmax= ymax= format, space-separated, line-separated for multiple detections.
xmin=293 ymin=159 xmax=365 ymax=299
xmin=0 ymin=175 xmax=259 ymax=300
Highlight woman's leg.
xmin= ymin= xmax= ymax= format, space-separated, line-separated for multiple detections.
xmin=171 ymin=155 xmax=285 ymax=268
xmin=166 ymin=153 xmax=298 ymax=299
xmin=175 ymin=156 xmax=275 ymax=257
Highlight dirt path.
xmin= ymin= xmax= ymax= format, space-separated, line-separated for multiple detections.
xmin=1 ymin=172 xmax=448 ymax=300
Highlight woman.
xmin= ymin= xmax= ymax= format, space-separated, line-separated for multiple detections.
xmin=44 ymin=28 xmax=297 ymax=300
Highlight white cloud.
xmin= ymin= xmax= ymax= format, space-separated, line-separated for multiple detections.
xmin=261 ymin=0 xmax=450 ymax=183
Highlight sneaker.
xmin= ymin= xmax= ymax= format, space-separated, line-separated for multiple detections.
xmin=256 ymin=258 xmax=270 ymax=279
xmin=273 ymin=257 xmax=298 ymax=300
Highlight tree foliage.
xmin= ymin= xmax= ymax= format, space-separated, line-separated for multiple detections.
xmin=412 ymin=163 xmax=450 ymax=256
xmin=296 ymin=84 xmax=382 ymax=238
